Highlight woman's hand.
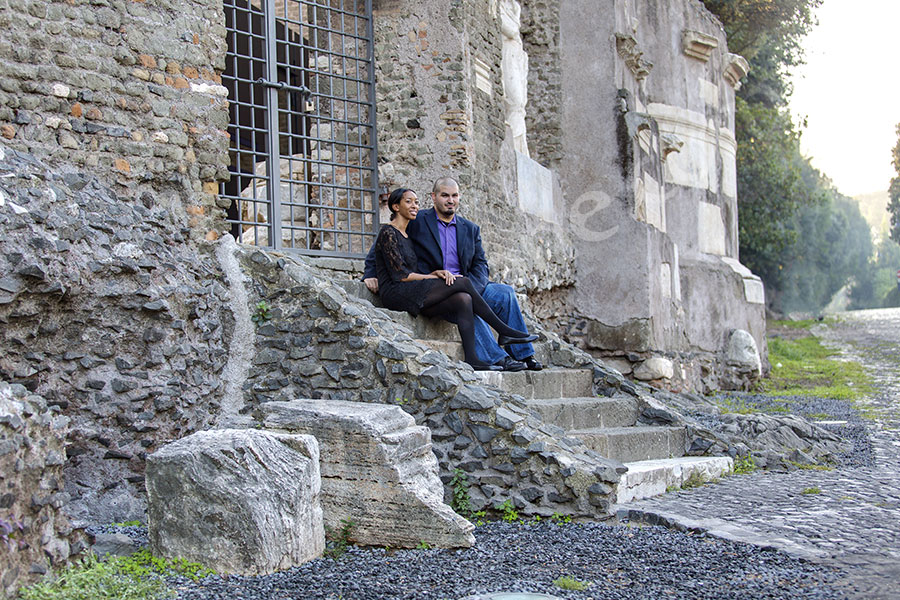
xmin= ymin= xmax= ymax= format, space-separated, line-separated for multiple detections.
xmin=432 ymin=270 xmax=457 ymax=285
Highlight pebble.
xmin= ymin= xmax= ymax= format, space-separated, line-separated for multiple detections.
xmin=171 ymin=521 xmax=846 ymax=600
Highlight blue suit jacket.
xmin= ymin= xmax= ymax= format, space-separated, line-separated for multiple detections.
xmin=364 ymin=208 xmax=490 ymax=294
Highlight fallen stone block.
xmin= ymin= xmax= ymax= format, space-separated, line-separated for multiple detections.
xmin=146 ymin=429 xmax=324 ymax=576
xmin=259 ymin=399 xmax=475 ymax=548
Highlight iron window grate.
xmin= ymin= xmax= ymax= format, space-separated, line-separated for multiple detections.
xmin=221 ymin=0 xmax=379 ymax=257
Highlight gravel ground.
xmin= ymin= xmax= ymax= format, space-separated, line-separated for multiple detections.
xmin=85 ymin=523 xmax=149 ymax=547
xmin=167 ymin=521 xmax=847 ymax=600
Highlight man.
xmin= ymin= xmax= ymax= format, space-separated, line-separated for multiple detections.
xmin=364 ymin=177 xmax=542 ymax=372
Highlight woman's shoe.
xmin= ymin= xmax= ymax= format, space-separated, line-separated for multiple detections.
xmin=497 ymin=333 xmax=539 ymax=346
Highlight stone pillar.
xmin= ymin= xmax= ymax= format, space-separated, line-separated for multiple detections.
xmin=500 ymin=0 xmax=530 ymax=157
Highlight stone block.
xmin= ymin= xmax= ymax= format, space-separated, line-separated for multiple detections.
xmin=724 ymin=329 xmax=761 ymax=375
xmin=571 ymin=426 xmax=686 ymax=463
xmin=259 ymin=399 xmax=475 ymax=548
xmin=515 ymin=151 xmax=557 ymax=224
xmin=633 ymin=357 xmax=674 ymax=381
xmin=146 ymin=429 xmax=324 ymax=576
xmin=526 ymin=396 xmax=638 ymax=430
xmin=474 ymin=368 xmax=593 ymax=399
xmin=615 ymin=456 xmax=733 ymax=504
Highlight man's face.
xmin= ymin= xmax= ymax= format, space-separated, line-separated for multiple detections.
xmin=432 ymin=183 xmax=460 ymax=221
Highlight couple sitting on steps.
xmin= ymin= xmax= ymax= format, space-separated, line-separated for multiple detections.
xmin=363 ymin=177 xmax=542 ymax=372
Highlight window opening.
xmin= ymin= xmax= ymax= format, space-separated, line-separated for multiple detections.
xmin=221 ymin=0 xmax=378 ymax=256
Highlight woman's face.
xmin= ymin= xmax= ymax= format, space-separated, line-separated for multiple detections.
xmin=394 ymin=191 xmax=419 ymax=220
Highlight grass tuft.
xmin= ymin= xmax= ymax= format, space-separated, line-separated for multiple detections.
xmin=553 ymin=575 xmax=591 ymax=591
xmin=18 ymin=553 xmax=177 ymax=600
xmin=761 ymin=334 xmax=872 ymax=401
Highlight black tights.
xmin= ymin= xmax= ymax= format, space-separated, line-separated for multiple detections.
xmin=420 ymin=277 xmax=528 ymax=366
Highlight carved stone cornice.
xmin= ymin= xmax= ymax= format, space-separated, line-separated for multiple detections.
xmin=723 ymin=53 xmax=750 ymax=90
xmin=660 ymin=133 xmax=684 ymax=161
xmin=682 ymin=30 xmax=718 ymax=62
xmin=615 ymin=33 xmax=653 ymax=81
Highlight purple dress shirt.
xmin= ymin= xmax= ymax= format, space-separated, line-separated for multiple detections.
xmin=436 ymin=217 xmax=461 ymax=275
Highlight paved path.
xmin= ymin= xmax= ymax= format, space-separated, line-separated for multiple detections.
xmin=622 ymin=308 xmax=900 ymax=600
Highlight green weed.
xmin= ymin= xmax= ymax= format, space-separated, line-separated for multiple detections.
xmin=449 ymin=468 xmax=473 ymax=519
xmin=117 ymin=549 xmax=214 ymax=582
xmin=801 ymin=486 xmax=821 ymax=495
xmin=324 ymin=518 xmax=355 ymax=559
xmin=496 ymin=499 xmax=521 ymax=523
xmin=787 ymin=461 xmax=833 ymax=472
xmin=549 ymin=512 xmax=571 ymax=525
xmin=731 ymin=454 xmax=757 ymax=475
xmin=16 ymin=550 xmax=214 ymax=600
xmin=416 ymin=540 xmax=431 ymax=550
xmin=553 ymin=575 xmax=591 ymax=591
xmin=111 ymin=520 xmax=142 ymax=528
xmin=680 ymin=472 xmax=708 ymax=490
xmin=251 ymin=300 xmax=272 ymax=325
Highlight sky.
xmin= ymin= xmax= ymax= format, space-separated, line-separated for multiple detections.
xmin=788 ymin=0 xmax=900 ymax=197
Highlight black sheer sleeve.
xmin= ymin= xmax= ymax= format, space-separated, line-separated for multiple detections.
xmin=375 ymin=225 xmax=411 ymax=282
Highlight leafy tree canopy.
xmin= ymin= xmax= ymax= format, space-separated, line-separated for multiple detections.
xmin=888 ymin=123 xmax=900 ymax=244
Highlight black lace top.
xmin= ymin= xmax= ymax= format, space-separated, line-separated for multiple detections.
xmin=374 ymin=224 xmax=439 ymax=315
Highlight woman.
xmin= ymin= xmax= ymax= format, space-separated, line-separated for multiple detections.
xmin=374 ymin=188 xmax=537 ymax=370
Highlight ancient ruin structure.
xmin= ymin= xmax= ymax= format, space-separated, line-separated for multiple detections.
xmin=0 ymin=0 xmax=767 ymax=592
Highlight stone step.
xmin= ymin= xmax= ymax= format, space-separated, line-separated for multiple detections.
xmin=525 ymin=396 xmax=639 ymax=430
xmin=473 ymin=368 xmax=593 ymax=399
xmin=417 ymin=339 xmax=552 ymax=365
xmin=614 ymin=456 xmax=734 ymax=504
xmin=569 ymin=425 xmax=686 ymax=463
xmin=418 ymin=339 xmax=465 ymax=362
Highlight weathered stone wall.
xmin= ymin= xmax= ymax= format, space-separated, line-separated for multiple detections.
xmin=0 ymin=383 xmax=82 ymax=598
xmin=541 ymin=0 xmax=765 ymax=392
xmin=372 ymin=1 xmax=575 ymax=292
xmin=0 ymin=144 xmax=227 ymax=527
xmin=0 ymin=143 xmax=628 ymax=536
xmin=0 ymin=0 xmax=231 ymax=240
xmin=520 ymin=0 xmax=562 ymax=169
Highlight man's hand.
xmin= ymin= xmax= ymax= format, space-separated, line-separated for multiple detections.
xmin=364 ymin=277 xmax=379 ymax=293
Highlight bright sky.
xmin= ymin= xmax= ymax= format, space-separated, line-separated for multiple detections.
xmin=788 ymin=0 xmax=900 ymax=197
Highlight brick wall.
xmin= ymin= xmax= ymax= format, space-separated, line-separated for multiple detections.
xmin=0 ymin=0 xmax=231 ymax=240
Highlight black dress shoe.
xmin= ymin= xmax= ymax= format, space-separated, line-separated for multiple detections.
xmin=469 ymin=362 xmax=503 ymax=371
xmin=496 ymin=333 xmax=539 ymax=346
xmin=523 ymin=356 xmax=543 ymax=371
xmin=497 ymin=356 xmax=526 ymax=372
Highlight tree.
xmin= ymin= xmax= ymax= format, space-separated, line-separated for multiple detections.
xmin=703 ymin=0 xmax=821 ymax=108
xmin=888 ymin=123 xmax=900 ymax=244
xmin=850 ymin=235 xmax=900 ymax=309
xmin=734 ymin=97 xmax=809 ymax=285
xmin=700 ymin=0 xmax=875 ymax=314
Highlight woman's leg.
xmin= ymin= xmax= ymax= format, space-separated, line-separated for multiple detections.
xmin=420 ymin=277 xmax=529 ymax=338
xmin=420 ymin=293 xmax=482 ymax=365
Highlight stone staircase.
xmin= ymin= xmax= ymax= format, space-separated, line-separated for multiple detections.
xmin=337 ymin=279 xmax=732 ymax=505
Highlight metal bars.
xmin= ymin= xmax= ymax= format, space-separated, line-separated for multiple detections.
xmin=221 ymin=0 xmax=378 ymax=257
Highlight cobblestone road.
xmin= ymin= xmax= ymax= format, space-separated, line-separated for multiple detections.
xmin=622 ymin=308 xmax=900 ymax=600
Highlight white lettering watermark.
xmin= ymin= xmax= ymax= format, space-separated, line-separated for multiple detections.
xmin=568 ymin=189 xmax=618 ymax=242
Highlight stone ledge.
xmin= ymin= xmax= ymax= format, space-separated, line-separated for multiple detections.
xmin=615 ymin=456 xmax=733 ymax=504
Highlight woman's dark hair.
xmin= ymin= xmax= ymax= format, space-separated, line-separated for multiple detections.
xmin=387 ymin=188 xmax=413 ymax=220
